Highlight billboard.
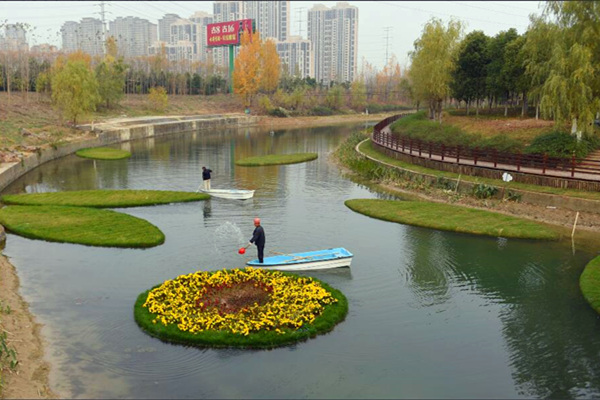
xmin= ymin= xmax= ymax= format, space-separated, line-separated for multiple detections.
xmin=206 ymin=19 xmax=253 ymax=47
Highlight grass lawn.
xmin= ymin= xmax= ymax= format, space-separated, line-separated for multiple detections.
xmin=134 ymin=271 xmax=348 ymax=349
xmin=0 ymin=205 xmax=165 ymax=248
xmin=580 ymin=256 xmax=600 ymax=314
xmin=1 ymin=190 xmax=209 ymax=208
xmin=345 ymin=198 xmax=561 ymax=240
xmin=75 ymin=147 xmax=131 ymax=160
xmin=236 ymin=153 xmax=318 ymax=166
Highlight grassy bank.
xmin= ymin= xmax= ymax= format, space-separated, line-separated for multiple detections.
xmin=0 ymin=205 xmax=165 ymax=248
xmin=75 ymin=147 xmax=131 ymax=160
xmin=345 ymin=199 xmax=560 ymax=240
xmin=580 ymin=256 xmax=600 ymax=314
xmin=236 ymin=153 xmax=318 ymax=166
xmin=1 ymin=190 xmax=209 ymax=208
xmin=357 ymin=136 xmax=600 ymax=202
xmin=390 ymin=111 xmax=599 ymax=158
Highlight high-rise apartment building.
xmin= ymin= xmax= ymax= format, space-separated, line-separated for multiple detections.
xmin=1 ymin=24 xmax=28 ymax=52
xmin=245 ymin=1 xmax=289 ymax=41
xmin=276 ymin=36 xmax=313 ymax=78
xmin=189 ymin=11 xmax=214 ymax=63
xmin=109 ymin=16 xmax=157 ymax=58
xmin=60 ymin=18 xmax=103 ymax=56
xmin=308 ymin=2 xmax=358 ymax=85
xmin=61 ymin=21 xmax=79 ymax=53
xmin=158 ymin=13 xmax=181 ymax=42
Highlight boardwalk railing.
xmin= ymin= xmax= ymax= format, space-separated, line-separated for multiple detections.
xmin=372 ymin=114 xmax=600 ymax=181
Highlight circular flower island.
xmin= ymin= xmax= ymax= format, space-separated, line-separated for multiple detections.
xmin=134 ymin=268 xmax=348 ymax=349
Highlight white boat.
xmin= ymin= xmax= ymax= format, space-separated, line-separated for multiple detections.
xmin=246 ymin=247 xmax=353 ymax=271
xmin=197 ymin=188 xmax=255 ymax=200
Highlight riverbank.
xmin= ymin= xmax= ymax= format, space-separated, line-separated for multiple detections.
xmin=334 ymin=132 xmax=600 ymax=244
xmin=0 ymin=255 xmax=55 ymax=399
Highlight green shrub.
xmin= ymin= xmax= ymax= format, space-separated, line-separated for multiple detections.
xmin=473 ymin=183 xmax=498 ymax=199
xmin=268 ymin=107 xmax=289 ymax=118
xmin=147 ymin=86 xmax=168 ymax=112
xmin=310 ymin=106 xmax=335 ymax=116
xmin=524 ymin=130 xmax=600 ymax=159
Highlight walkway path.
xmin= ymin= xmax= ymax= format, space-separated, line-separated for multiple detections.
xmin=379 ymin=125 xmax=600 ymax=182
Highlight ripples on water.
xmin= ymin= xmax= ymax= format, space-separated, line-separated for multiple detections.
xmin=4 ymin=124 xmax=600 ymax=399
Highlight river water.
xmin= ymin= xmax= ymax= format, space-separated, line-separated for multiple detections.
xmin=2 ymin=123 xmax=600 ymax=399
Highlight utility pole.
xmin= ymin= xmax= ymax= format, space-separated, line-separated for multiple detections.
xmin=96 ymin=0 xmax=108 ymax=56
xmin=383 ymin=26 xmax=392 ymax=66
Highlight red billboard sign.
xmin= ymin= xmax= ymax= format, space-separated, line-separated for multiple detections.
xmin=207 ymin=19 xmax=253 ymax=47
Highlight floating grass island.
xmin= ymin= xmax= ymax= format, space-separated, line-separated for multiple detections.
xmin=345 ymin=199 xmax=560 ymax=240
xmin=1 ymin=190 xmax=209 ymax=208
xmin=134 ymin=268 xmax=348 ymax=349
xmin=76 ymin=147 xmax=132 ymax=160
xmin=580 ymin=256 xmax=600 ymax=314
xmin=235 ymin=153 xmax=318 ymax=167
xmin=0 ymin=205 xmax=165 ymax=248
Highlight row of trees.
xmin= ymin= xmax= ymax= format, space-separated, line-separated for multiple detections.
xmin=408 ymin=2 xmax=600 ymax=136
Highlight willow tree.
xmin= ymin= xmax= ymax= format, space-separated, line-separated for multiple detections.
xmin=409 ymin=18 xmax=462 ymax=123
xmin=540 ymin=1 xmax=600 ymax=137
xmin=51 ymin=52 xmax=99 ymax=125
xmin=522 ymin=16 xmax=557 ymax=120
xmin=233 ymin=30 xmax=262 ymax=107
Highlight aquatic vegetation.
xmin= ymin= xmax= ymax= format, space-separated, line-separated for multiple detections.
xmin=236 ymin=153 xmax=318 ymax=166
xmin=75 ymin=147 xmax=131 ymax=160
xmin=1 ymin=190 xmax=208 ymax=208
xmin=135 ymin=268 xmax=348 ymax=348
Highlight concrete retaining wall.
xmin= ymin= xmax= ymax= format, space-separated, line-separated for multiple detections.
xmin=0 ymin=115 xmax=258 ymax=192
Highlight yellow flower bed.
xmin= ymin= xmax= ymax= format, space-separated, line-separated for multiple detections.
xmin=143 ymin=268 xmax=338 ymax=336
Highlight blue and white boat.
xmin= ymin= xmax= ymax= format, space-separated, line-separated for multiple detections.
xmin=246 ymin=247 xmax=353 ymax=271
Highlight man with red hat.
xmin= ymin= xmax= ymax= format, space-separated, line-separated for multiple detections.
xmin=244 ymin=218 xmax=265 ymax=263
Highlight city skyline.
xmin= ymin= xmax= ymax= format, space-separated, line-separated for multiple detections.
xmin=0 ymin=1 xmax=542 ymax=70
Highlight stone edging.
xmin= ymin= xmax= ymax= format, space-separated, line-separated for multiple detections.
xmin=356 ymin=138 xmax=600 ymax=214
xmin=0 ymin=114 xmax=258 ymax=193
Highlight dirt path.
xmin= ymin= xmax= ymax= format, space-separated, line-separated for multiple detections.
xmin=0 ymin=254 xmax=55 ymax=399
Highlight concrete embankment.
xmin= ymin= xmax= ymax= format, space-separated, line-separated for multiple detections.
xmin=0 ymin=114 xmax=258 ymax=192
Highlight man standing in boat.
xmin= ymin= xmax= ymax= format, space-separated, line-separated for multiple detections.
xmin=202 ymin=166 xmax=212 ymax=191
xmin=244 ymin=218 xmax=265 ymax=263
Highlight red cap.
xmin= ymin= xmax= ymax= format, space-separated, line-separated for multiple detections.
xmin=254 ymin=218 xmax=261 ymax=224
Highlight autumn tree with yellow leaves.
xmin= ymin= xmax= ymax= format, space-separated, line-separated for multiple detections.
xmin=233 ymin=30 xmax=281 ymax=107
xmin=260 ymin=38 xmax=280 ymax=93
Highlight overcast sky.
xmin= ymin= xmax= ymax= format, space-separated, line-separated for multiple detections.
xmin=0 ymin=1 xmax=544 ymax=69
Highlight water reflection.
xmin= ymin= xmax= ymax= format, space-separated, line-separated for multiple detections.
xmin=3 ymin=123 xmax=600 ymax=398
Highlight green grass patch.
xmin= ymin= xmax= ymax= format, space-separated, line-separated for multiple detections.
xmin=1 ymin=190 xmax=209 ymax=208
xmin=236 ymin=153 xmax=318 ymax=166
xmin=134 ymin=271 xmax=348 ymax=349
xmin=580 ymin=256 xmax=600 ymax=314
xmin=76 ymin=147 xmax=132 ymax=160
xmin=345 ymin=199 xmax=560 ymax=240
xmin=0 ymin=205 xmax=165 ymax=248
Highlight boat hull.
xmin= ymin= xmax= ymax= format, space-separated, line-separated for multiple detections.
xmin=246 ymin=247 xmax=353 ymax=271
xmin=198 ymin=188 xmax=254 ymax=200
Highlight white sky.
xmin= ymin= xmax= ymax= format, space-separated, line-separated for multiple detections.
xmin=0 ymin=1 xmax=544 ymax=69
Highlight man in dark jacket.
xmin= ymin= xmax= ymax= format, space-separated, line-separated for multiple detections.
xmin=201 ymin=166 xmax=212 ymax=190
xmin=245 ymin=218 xmax=265 ymax=263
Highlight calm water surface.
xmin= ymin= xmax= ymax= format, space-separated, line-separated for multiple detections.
xmin=3 ymin=124 xmax=600 ymax=399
